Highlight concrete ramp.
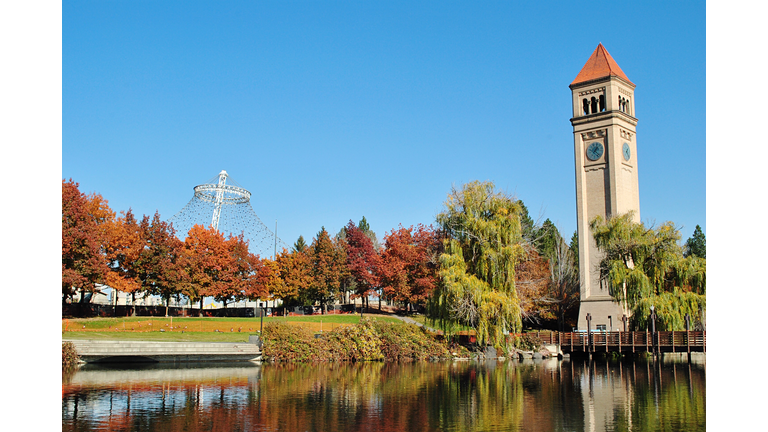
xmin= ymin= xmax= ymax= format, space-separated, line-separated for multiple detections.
xmin=65 ymin=340 xmax=261 ymax=363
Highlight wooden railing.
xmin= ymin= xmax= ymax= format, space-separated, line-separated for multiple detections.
xmin=528 ymin=331 xmax=706 ymax=354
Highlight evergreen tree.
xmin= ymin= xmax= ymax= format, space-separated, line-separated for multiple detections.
xmin=569 ymin=231 xmax=579 ymax=271
xmin=293 ymin=235 xmax=308 ymax=253
xmin=534 ymin=219 xmax=561 ymax=261
xmin=684 ymin=225 xmax=706 ymax=259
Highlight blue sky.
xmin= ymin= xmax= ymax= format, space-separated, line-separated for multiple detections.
xmin=62 ymin=1 xmax=705 ymax=252
xmin=6 ymin=3 xmax=768 ymax=425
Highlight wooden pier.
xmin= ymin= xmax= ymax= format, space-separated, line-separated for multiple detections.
xmin=533 ymin=331 xmax=705 ymax=355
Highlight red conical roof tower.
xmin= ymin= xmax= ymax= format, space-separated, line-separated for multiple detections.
xmin=571 ymin=43 xmax=634 ymax=87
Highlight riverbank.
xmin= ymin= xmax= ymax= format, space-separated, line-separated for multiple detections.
xmin=262 ymin=318 xmax=467 ymax=362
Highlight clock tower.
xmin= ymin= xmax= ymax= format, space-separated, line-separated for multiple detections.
xmin=570 ymin=44 xmax=639 ymax=330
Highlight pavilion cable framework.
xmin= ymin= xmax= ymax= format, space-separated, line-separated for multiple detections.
xmin=168 ymin=170 xmax=287 ymax=258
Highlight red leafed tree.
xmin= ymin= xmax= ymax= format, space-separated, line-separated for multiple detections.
xmin=62 ymin=179 xmax=108 ymax=303
xmin=378 ymin=224 xmax=441 ymax=312
xmin=181 ymin=225 xmax=233 ymax=315
xmin=227 ymin=234 xmax=269 ymax=303
xmin=344 ymin=220 xmax=381 ymax=310
xmin=137 ymin=212 xmax=187 ymax=316
xmin=515 ymin=246 xmax=554 ymax=325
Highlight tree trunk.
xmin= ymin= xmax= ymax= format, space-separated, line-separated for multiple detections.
xmin=131 ymin=292 xmax=137 ymax=316
xmin=165 ymin=296 xmax=170 ymax=317
xmin=199 ymin=298 xmax=204 ymax=317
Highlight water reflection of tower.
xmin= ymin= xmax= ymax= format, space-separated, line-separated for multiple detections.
xmin=581 ymin=360 xmax=633 ymax=431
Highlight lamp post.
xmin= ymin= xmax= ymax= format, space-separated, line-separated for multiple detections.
xmin=622 ymin=314 xmax=628 ymax=332
xmin=649 ymin=305 xmax=657 ymax=356
xmin=608 ymin=315 xmax=612 ymax=332
xmin=260 ymin=302 xmax=265 ymax=334
xmin=586 ymin=313 xmax=592 ymax=355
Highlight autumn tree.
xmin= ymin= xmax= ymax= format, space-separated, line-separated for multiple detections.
xmin=344 ymin=220 xmax=381 ymax=311
xmin=514 ymin=247 xmax=552 ymax=325
xmin=181 ymin=225 xmax=233 ymax=315
xmin=226 ymin=235 xmax=270 ymax=305
xmin=102 ymin=209 xmax=144 ymax=306
xmin=275 ymin=248 xmax=314 ymax=307
xmin=131 ymin=212 xmax=186 ymax=315
xmin=591 ymin=212 xmax=706 ymax=330
xmin=308 ymin=227 xmax=346 ymax=311
xmin=62 ymin=179 xmax=108 ymax=303
xmin=429 ymin=181 xmax=525 ymax=347
xmin=378 ymin=224 xmax=440 ymax=312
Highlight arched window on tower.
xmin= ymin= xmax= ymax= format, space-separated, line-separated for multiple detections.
xmin=591 ymin=97 xmax=598 ymax=115
xmin=599 ymin=95 xmax=606 ymax=112
xmin=583 ymin=99 xmax=590 ymax=116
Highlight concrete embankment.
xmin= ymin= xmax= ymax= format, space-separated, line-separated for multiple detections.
xmin=65 ymin=339 xmax=262 ymax=363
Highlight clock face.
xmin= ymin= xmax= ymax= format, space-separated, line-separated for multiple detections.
xmin=623 ymin=143 xmax=631 ymax=161
xmin=586 ymin=142 xmax=604 ymax=161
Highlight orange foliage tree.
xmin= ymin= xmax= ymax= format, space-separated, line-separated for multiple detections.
xmin=181 ymin=225 xmax=233 ymax=314
xmin=102 ymin=209 xmax=143 ymax=302
xmin=515 ymin=247 xmax=554 ymax=325
xmin=308 ymin=228 xmax=346 ymax=311
xmin=274 ymin=248 xmax=314 ymax=307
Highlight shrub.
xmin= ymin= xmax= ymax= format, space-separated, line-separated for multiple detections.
xmin=262 ymin=318 xmax=451 ymax=362
xmin=62 ymin=341 xmax=79 ymax=369
xmin=514 ymin=332 xmax=543 ymax=351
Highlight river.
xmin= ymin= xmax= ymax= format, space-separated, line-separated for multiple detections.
xmin=62 ymin=355 xmax=705 ymax=431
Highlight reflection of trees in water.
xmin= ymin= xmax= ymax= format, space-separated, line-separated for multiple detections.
xmin=62 ymin=359 xmax=705 ymax=432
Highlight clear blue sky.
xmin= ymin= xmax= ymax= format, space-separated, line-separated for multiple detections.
xmin=62 ymin=1 xmax=706 ymax=250
xmin=6 ymin=3 xmax=768 ymax=426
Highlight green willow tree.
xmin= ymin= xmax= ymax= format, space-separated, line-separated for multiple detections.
xmin=590 ymin=212 xmax=706 ymax=331
xmin=428 ymin=181 xmax=525 ymax=347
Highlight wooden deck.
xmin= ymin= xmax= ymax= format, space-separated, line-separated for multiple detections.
xmin=532 ymin=331 xmax=706 ymax=355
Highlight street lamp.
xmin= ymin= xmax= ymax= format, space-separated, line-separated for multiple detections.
xmin=649 ymin=305 xmax=657 ymax=355
xmin=586 ymin=313 xmax=592 ymax=354
xmin=608 ymin=315 xmax=612 ymax=332
xmin=260 ymin=302 xmax=265 ymax=334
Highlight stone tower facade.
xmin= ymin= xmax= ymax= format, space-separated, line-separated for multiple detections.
xmin=570 ymin=44 xmax=639 ymax=331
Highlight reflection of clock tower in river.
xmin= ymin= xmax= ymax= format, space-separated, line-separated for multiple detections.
xmin=570 ymin=44 xmax=639 ymax=330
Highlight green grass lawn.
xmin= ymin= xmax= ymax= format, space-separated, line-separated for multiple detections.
xmin=63 ymin=314 xmax=403 ymax=342
xmin=62 ymin=330 xmax=252 ymax=343
xmin=409 ymin=314 xmax=474 ymax=332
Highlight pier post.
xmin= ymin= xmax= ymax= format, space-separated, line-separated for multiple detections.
xmin=586 ymin=313 xmax=592 ymax=359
